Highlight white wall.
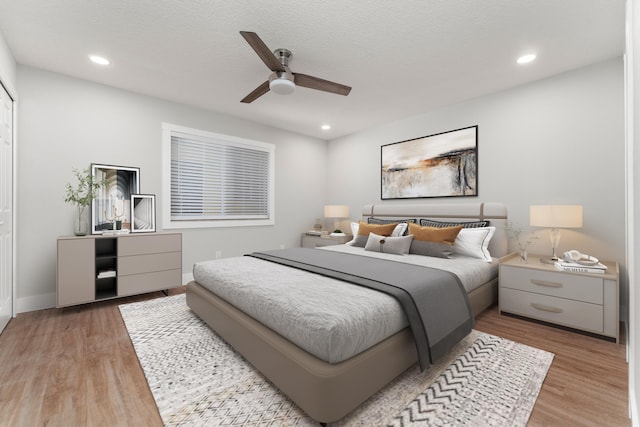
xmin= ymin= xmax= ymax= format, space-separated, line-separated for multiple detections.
xmin=0 ymin=30 xmax=16 ymax=92
xmin=626 ymin=0 xmax=639 ymax=422
xmin=327 ymin=58 xmax=626 ymax=312
xmin=13 ymin=56 xmax=628 ymax=320
xmin=15 ymin=65 xmax=328 ymax=312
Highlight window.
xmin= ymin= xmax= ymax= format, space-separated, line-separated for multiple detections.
xmin=162 ymin=123 xmax=275 ymax=228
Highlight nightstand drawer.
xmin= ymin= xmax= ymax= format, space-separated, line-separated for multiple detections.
xmin=305 ymin=238 xmax=340 ymax=248
xmin=301 ymin=234 xmax=351 ymax=248
xmin=501 ymin=288 xmax=604 ymax=333
xmin=500 ymin=265 xmax=603 ymax=304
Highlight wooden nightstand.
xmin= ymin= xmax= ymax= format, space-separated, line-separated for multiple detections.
xmin=499 ymin=254 xmax=619 ymax=343
xmin=301 ymin=233 xmax=352 ymax=248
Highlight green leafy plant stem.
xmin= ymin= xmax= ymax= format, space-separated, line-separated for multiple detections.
xmin=65 ymin=167 xmax=106 ymax=234
xmin=65 ymin=167 xmax=104 ymax=207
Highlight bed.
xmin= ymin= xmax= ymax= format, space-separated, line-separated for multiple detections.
xmin=186 ymin=202 xmax=509 ymax=423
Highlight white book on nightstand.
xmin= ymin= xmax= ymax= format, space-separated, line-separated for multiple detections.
xmin=554 ymin=260 xmax=607 ymax=273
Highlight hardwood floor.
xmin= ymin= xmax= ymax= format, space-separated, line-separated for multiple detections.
xmin=0 ymin=288 xmax=630 ymax=426
xmin=0 ymin=290 xmax=175 ymax=427
xmin=475 ymin=308 xmax=630 ymax=427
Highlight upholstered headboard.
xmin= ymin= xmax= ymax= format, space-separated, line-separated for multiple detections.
xmin=361 ymin=202 xmax=508 ymax=259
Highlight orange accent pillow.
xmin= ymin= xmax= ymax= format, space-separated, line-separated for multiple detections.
xmin=357 ymin=221 xmax=398 ymax=237
xmin=408 ymin=223 xmax=462 ymax=245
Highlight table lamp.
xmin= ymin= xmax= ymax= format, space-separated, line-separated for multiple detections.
xmin=324 ymin=205 xmax=350 ymax=235
xmin=530 ymin=205 xmax=583 ymax=264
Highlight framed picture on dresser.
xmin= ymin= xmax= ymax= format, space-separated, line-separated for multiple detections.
xmin=381 ymin=126 xmax=478 ymax=199
xmin=91 ymin=164 xmax=140 ymax=234
xmin=131 ymin=194 xmax=156 ymax=233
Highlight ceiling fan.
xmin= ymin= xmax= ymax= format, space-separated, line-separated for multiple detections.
xmin=239 ymin=31 xmax=352 ymax=103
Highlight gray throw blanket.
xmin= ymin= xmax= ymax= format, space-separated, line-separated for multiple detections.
xmin=247 ymin=248 xmax=473 ymax=370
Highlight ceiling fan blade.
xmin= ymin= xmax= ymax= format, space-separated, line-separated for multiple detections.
xmin=241 ymin=81 xmax=270 ymax=103
xmin=294 ymin=73 xmax=352 ymax=96
xmin=240 ymin=31 xmax=286 ymax=73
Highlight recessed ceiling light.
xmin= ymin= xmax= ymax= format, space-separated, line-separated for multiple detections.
xmin=321 ymin=124 xmax=331 ymax=131
xmin=517 ymin=54 xmax=536 ymax=65
xmin=89 ymin=55 xmax=110 ymax=65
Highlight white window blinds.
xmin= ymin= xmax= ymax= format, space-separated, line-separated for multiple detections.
xmin=163 ymin=124 xmax=275 ymax=228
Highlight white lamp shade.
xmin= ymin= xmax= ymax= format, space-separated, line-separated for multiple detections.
xmin=324 ymin=205 xmax=350 ymax=218
xmin=530 ymin=205 xmax=583 ymax=228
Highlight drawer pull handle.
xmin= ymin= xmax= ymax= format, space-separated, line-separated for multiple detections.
xmin=530 ymin=303 xmax=563 ymax=313
xmin=530 ymin=279 xmax=562 ymax=288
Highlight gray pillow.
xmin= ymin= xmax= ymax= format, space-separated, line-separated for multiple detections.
xmin=419 ymin=219 xmax=490 ymax=228
xmin=364 ymin=233 xmax=413 ymax=255
xmin=409 ymin=240 xmax=455 ymax=258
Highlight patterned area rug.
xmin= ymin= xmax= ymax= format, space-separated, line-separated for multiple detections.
xmin=119 ymin=294 xmax=553 ymax=426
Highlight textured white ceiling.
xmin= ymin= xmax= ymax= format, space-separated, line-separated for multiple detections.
xmin=0 ymin=1 xmax=625 ymax=139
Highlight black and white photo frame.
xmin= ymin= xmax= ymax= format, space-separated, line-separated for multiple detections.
xmin=91 ymin=164 xmax=140 ymax=234
xmin=131 ymin=194 xmax=156 ymax=233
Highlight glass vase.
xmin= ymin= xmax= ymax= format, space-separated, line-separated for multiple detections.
xmin=520 ymin=249 xmax=528 ymax=263
xmin=74 ymin=206 xmax=88 ymax=236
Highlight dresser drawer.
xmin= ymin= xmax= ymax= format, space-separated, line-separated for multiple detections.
xmin=118 ymin=251 xmax=182 ymax=276
xmin=500 ymin=265 xmax=603 ymax=304
xmin=118 ymin=269 xmax=182 ymax=296
xmin=500 ymin=288 xmax=604 ymax=334
xmin=118 ymin=233 xmax=181 ymax=256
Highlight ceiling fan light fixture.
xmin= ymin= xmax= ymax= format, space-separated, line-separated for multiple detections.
xmin=269 ymin=77 xmax=295 ymax=95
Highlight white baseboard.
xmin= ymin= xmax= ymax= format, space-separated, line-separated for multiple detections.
xmin=16 ymin=292 xmax=56 ymax=314
xmin=15 ymin=273 xmax=192 ymax=315
xmin=631 ymin=385 xmax=639 ymax=426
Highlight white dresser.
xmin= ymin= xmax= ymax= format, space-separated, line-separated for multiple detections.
xmin=57 ymin=232 xmax=182 ymax=307
xmin=499 ymin=254 xmax=619 ymax=342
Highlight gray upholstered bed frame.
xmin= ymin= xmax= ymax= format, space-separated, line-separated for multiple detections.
xmin=186 ymin=202 xmax=508 ymax=423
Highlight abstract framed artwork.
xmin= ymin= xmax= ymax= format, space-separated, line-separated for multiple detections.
xmin=381 ymin=126 xmax=478 ymax=199
xmin=131 ymin=194 xmax=156 ymax=233
xmin=91 ymin=164 xmax=140 ymax=234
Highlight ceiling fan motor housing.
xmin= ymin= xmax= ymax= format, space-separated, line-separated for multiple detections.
xmin=274 ymin=48 xmax=292 ymax=66
xmin=269 ymin=49 xmax=295 ymax=94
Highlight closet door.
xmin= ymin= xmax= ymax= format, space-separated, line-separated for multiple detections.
xmin=0 ymin=82 xmax=13 ymax=333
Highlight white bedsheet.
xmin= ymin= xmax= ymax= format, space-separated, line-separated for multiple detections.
xmin=192 ymin=246 xmax=497 ymax=364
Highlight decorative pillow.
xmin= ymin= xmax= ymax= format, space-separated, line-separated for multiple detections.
xmin=390 ymin=223 xmax=408 ymax=237
xmin=349 ymin=221 xmax=407 ymax=247
xmin=408 ymin=223 xmax=463 ymax=258
xmin=367 ymin=218 xmax=417 ymax=235
xmin=419 ymin=219 xmax=490 ymax=228
xmin=453 ymin=226 xmax=496 ymax=262
xmin=349 ymin=221 xmax=359 ymax=240
xmin=364 ymin=233 xmax=413 ymax=255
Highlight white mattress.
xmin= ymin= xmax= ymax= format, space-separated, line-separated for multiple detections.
xmin=192 ymin=246 xmax=497 ymax=364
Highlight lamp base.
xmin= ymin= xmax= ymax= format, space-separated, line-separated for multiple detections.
xmin=539 ymin=256 xmax=559 ymax=265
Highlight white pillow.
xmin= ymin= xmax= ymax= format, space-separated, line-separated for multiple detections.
xmin=346 ymin=222 xmax=408 ymax=245
xmin=453 ymin=226 xmax=496 ymax=262
xmin=391 ymin=222 xmax=408 ymax=237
